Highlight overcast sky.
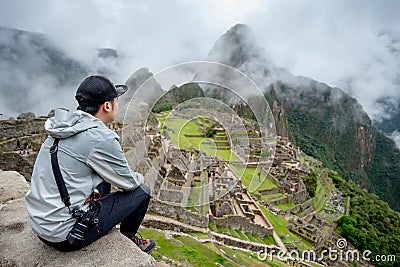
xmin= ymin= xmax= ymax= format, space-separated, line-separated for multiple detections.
xmin=1 ymin=0 xmax=399 ymax=122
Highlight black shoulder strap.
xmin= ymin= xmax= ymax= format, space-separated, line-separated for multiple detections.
xmin=49 ymin=138 xmax=71 ymax=209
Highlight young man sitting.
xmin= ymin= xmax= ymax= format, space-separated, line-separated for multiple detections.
xmin=25 ymin=75 xmax=155 ymax=253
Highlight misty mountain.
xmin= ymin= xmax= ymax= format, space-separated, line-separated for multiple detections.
xmin=124 ymin=67 xmax=164 ymax=104
xmin=0 ymin=27 xmax=89 ymax=118
xmin=208 ymin=24 xmax=400 ymax=211
xmin=373 ymin=97 xmax=400 ymax=143
xmin=116 ymin=68 xmax=164 ymax=122
xmin=94 ymin=47 xmax=129 ymax=80
xmin=0 ymin=27 xmax=128 ymax=119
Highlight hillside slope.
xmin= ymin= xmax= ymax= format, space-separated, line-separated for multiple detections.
xmin=207 ymin=24 xmax=400 ymax=211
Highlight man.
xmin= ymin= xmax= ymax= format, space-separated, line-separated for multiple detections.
xmin=25 ymin=75 xmax=155 ymax=253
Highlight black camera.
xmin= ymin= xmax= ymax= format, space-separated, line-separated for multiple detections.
xmin=67 ymin=206 xmax=99 ymax=247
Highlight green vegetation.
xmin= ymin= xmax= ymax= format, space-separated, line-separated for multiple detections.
xmin=208 ymin=220 xmax=217 ymax=231
xmin=301 ymin=170 xmax=317 ymax=197
xmin=285 ymin=93 xmax=400 ymax=212
xmin=365 ymin=131 xmax=400 ymax=211
xmin=159 ymin=115 xmax=241 ymax=162
xmin=139 ymin=227 xmax=280 ymax=266
xmin=152 ymin=90 xmax=400 ymax=266
xmin=205 ymin=124 xmax=217 ymax=138
xmin=259 ymin=193 xmax=287 ymax=203
xmin=152 ymin=83 xmax=204 ymax=113
xmin=229 ymin=164 xmax=277 ymax=192
xmin=216 ymin=226 xmax=276 ymax=247
xmin=254 ymin=148 xmax=270 ymax=157
xmin=333 ymin=175 xmax=400 ymax=267
xmin=187 ymin=182 xmax=201 ymax=207
xmin=139 ymin=227 xmax=236 ymax=266
xmin=273 ymin=202 xmax=296 ymax=211
xmin=259 ymin=205 xmax=314 ymax=251
xmin=310 ymin=169 xmax=334 ymax=213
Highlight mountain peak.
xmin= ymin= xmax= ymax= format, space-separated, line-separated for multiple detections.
xmin=207 ymin=23 xmax=269 ymax=68
xmin=226 ymin=23 xmax=252 ymax=37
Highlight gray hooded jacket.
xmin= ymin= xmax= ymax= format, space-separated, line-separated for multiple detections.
xmin=25 ymin=110 xmax=143 ymax=242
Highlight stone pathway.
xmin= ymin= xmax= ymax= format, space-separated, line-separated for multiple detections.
xmin=144 ymin=214 xmax=208 ymax=233
xmin=272 ymin=230 xmax=286 ymax=251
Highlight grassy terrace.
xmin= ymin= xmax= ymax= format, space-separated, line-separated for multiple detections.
xmin=156 ymin=113 xmax=241 ymax=162
xmin=229 ymin=164 xmax=277 ymax=192
xmin=215 ymin=226 xmax=276 ymax=246
xmin=312 ymin=168 xmax=334 ymax=213
xmin=187 ymin=180 xmax=201 ymax=207
xmin=187 ymin=176 xmax=209 ymax=215
xmin=259 ymin=192 xmax=287 ymax=203
xmin=273 ymin=202 xmax=297 ymax=211
xmin=140 ymin=227 xmax=291 ymax=267
xmin=258 ymin=205 xmax=314 ymax=251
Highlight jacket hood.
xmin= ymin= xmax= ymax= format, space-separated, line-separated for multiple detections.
xmin=45 ymin=110 xmax=101 ymax=139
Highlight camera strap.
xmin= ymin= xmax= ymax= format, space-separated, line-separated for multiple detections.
xmin=49 ymin=138 xmax=72 ymax=210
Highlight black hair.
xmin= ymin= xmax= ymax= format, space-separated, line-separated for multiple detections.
xmin=77 ymin=105 xmax=101 ymax=115
xmin=77 ymin=99 xmax=115 ymax=115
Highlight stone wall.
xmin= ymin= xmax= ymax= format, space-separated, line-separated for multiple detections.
xmin=148 ymin=199 xmax=208 ymax=228
xmin=142 ymin=217 xmax=200 ymax=233
xmin=0 ymin=133 xmax=47 ymax=152
xmin=159 ymin=189 xmax=183 ymax=203
xmin=258 ymin=187 xmax=279 ymax=195
xmin=210 ymin=214 xmax=273 ymax=238
xmin=0 ymin=117 xmax=47 ymax=140
xmin=211 ymin=232 xmax=279 ymax=252
xmin=0 ymin=152 xmax=36 ymax=180
xmin=278 ymin=199 xmax=312 ymax=216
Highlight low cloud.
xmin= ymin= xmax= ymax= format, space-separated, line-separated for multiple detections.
xmin=390 ymin=131 xmax=400 ymax=150
xmin=0 ymin=0 xmax=399 ymax=125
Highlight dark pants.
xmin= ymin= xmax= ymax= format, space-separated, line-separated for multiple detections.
xmin=39 ymin=183 xmax=151 ymax=252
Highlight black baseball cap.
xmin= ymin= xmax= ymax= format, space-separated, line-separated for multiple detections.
xmin=75 ymin=75 xmax=128 ymax=107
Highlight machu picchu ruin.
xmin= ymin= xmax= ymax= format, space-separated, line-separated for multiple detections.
xmin=0 ymin=106 xmax=378 ymax=266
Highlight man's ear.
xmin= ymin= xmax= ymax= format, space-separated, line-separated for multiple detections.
xmin=103 ymin=101 xmax=112 ymax=112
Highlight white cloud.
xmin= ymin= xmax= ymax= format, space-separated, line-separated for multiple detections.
xmin=0 ymin=0 xmax=399 ymax=122
xmin=390 ymin=131 xmax=400 ymax=150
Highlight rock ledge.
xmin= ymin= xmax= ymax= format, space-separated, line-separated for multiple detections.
xmin=0 ymin=170 xmax=155 ymax=267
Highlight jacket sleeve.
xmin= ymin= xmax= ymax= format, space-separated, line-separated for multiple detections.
xmin=86 ymin=137 xmax=144 ymax=190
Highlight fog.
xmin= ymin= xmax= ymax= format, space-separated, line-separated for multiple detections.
xmin=0 ymin=1 xmax=399 ymax=145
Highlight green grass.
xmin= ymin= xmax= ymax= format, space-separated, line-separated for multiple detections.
xmin=273 ymin=202 xmax=297 ymax=211
xmin=229 ymin=165 xmax=278 ymax=192
xmin=155 ymin=111 xmax=169 ymax=125
xmin=188 ymin=232 xmax=209 ymax=239
xmin=218 ymin=245 xmax=291 ymax=267
xmin=235 ymin=229 xmax=248 ymax=240
xmin=187 ymin=186 xmax=201 ymax=207
xmin=216 ymin=227 xmax=277 ymax=247
xmin=208 ymin=220 xmax=217 ymax=231
xmin=217 ymin=226 xmax=244 ymax=239
xmin=258 ymin=205 xmax=314 ymax=251
xmin=262 ymin=234 xmax=277 ymax=246
xmin=245 ymin=233 xmax=277 ymax=246
xmin=311 ymin=169 xmax=334 ymax=212
xmin=139 ymin=227 xmax=277 ymax=266
xmin=260 ymin=193 xmax=287 ymax=203
xmin=160 ymin=115 xmax=241 ymax=162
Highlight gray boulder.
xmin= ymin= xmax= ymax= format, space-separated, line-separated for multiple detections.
xmin=0 ymin=170 xmax=156 ymax=267
xmin=0 ymin=170 xmax=29 ymax=203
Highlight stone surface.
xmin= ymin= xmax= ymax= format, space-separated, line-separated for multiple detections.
xmin=16 ymin=112 xmax=36 ymax=120
xmin=0 ymin=170 xmax=29 ymax=203
xmin=0 ymin=171 xmax=156 ymax=267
